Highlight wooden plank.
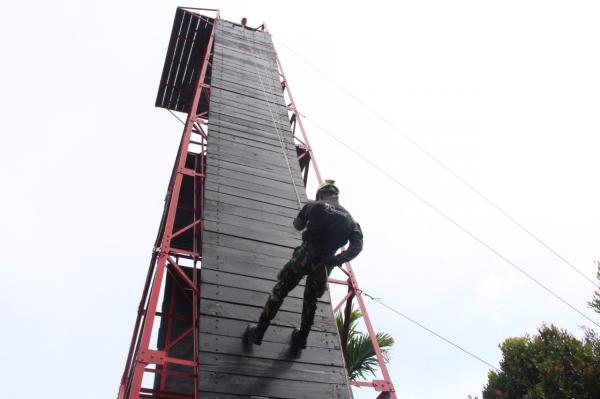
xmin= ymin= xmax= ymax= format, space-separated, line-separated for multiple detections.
xmin=211 ymin=63 xmax=282 ymax=87
xmin=204 ymin=191 xmax=299 ymax=218
xmin=207 ymin=142 xmax=299 ymax=171
xmin=215 ymin=36 xmax=275 ymax=54
xmin=209 ymin=93 xmax=289 ymax=124
xmin=204 ymin=165 xmax=302 ymax=192
xmin=201 ymin=269 xmax=322 ymax=300
xmin=202 ymin=240 xmax=294 ymax=266
xmin=205 ymin=183 xmax=301 ymax=209
xmin=204 ymin=174 xmax=306 ymax=202
xmin=206 ymin=155 xmax=302 ymax=182
xmin=213 ymin=41 xmax=276 ymax=61
xmin=207 ymin=140 xmax=301 ymax=169
xmin=200 ymin=300 xmax=336 ymax=333
xmin=200 ymin=269 xmax=306 ymax=296
xmin=206 ymin=158 xmax=303 ymax=188
xmin=209 ymin=86 xmax=287 ymax=113
xmin=214 ymin=42 xmax=276 ymax=61
xmin=216 ymin=35 xmax=276 ymax=53
xmin=202 ymin=210 xmax=300 ymax=237
xmin=216 ymin=33 xmax=276 ymax=51
xmin=215 ymin=34 xmax=275 ymax=52
xmin=198 ymin=333 xmax=341 ymax=365
xmin=212 ymin=48 xmax=276 ymax=71
xmin=208 ymin=124 xmax=296 ymax=151
xmin=204 ymin=173 xmax=303 ymax=198
xmin=209 ymin=111 xmax=292 ymax=135
xmin=210 ymin=51 xmax=279 ymax=76
xmin=204 ymin=172 xmax=303 ymax=199
xmin=211 ymin=52 xmax=279 ymax=76
xmin=210 ymin=56 xmax=281 ymax=82
xmin=203 ymin=231 xmax=298 ymax=257
xmin=209 ymin=87 xmax=289 ymax=117
xmin=210 ymin=83 xmax=287 ymax=110
xmin=216 ymin=33 xmax=274 ymax=50
xmin=209 ymin=142 xmax=298 ymax=165
xmin=216 ymin=28 xmax=273 ymax=47
xmin=204 ymin=203 xmax=297 ymax=228
xmin=208 ymin=111 xmax=292 ymax=139
xmin=198 ymin=370 xmax=350 ymax=399
xmin=209 ymin=131 xmax=297 ymax=156
xmin=211 ymin=48 xmax=279 ymax=73
xmin=203 ymin=217 xmax=299 ymax=246
xmin=200 ymin=284 xmax=331 ymax=313
xmin=200 ymin=251 xmax=292 ymax=278
xmin=210 ymin=74 xmax=283 ymax=98
xmin=206 ymin=140 xmax=297 ymax=163
xmin=199 ymin=353 xmax=346 ymax=383
xmin=210 ymin=82 xmax=287 ymax=109
xmin=210 ymin=71 xmax=282 ymax=96
xmin=207 ymin=151 xmax=303 ymax=176
xmin=202 ymin=220 xmax=300 ymax=248
xmin=199 ymin=316 xmax=339 ymax=349
xmin=208 ymin=117 xmax=294 ymax=146
xmin=209 ymin=87 xmax=288 ymax=111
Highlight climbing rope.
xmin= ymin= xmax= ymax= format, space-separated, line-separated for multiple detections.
xmin=237 ymin=23 xmax=304 ymax=210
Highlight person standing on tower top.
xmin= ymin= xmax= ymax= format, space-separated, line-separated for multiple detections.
xmin=244 ymin=179 xmax=364 ymax=350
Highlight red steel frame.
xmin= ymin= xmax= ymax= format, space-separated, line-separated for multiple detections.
xmin=118 ymin=8 xmax=220 ymax=399
xmin=262 ymin=24 xmax=398 ymax=399
xmin=119 ymin=9 xmax=395 ymax=399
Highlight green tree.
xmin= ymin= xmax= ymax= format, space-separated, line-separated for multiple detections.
xmin=335 ymin=305 xmax=394 ymax=380
xmin=482 ymin=324 xmax=600 ymax=399
xmin=482 ymin=260 xmax=600 ymax=399
xmin=588 ymin=260 xmax=600 ymax=315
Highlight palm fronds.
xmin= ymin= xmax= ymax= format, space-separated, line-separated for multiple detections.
xmin=336 ymin=305 xmax=395 ymax=380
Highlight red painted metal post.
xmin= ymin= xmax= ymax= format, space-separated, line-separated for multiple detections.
xmin=269 ymin=27 xmax=397 ymax=399
xmin=264 ymin=24 xmax=323 ymax=185
xmin=346 ymin=262 xmax=397 ymax=398
xmin=118 ymin=10 xmax=219 ymax=399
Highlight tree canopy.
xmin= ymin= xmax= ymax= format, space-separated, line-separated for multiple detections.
xmin=483 ymin=324 xmax=600 ymax=399
xmin=483 ymin=261 xmax=600 ymax=399
xmin=588 ymin=261 xmax=600 ymax=315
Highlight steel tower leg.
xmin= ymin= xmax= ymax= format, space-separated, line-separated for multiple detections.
xmin=118 ymin=10 xmax=219 ymax=399
xmin=265 ymin=24 xmax=398 ymax=399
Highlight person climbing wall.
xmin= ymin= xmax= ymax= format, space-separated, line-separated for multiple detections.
xmin=243 ymin=179 xmax=364 ymax=350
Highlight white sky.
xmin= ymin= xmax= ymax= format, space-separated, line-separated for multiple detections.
xmin=1 ymin=1 xmax=599 ymax=398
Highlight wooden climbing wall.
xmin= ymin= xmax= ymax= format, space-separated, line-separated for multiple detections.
xmin=198 ymin=20 xmax=352 ymax=399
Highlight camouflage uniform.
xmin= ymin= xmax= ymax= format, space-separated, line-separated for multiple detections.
xmin=257 ymin=242 xmax=335 ymax=333
xmin=246 ymin=195 xmax=363 ymax=346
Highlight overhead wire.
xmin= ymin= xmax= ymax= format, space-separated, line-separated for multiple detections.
xmin=303 ymin=115 xmax=600 ymax=329
xmin=358 ymin=289 xmax=501 ymax=372
xmin=271 ymin=36 xmax=599 ymax=290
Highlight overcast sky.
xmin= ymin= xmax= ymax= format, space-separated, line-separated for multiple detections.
xmin=1 ymin=1 xmax=599 ymax=398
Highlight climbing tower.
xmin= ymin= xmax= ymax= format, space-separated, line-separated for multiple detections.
xmin=118 ymin=7 xmax=396 ymax=399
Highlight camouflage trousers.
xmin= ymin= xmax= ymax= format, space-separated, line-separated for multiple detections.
xmin=258 ymin=242 xmax=334 ymax=334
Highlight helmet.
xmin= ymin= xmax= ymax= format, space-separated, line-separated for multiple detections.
xmin=316 ymin=179 xmax=339 ymax=199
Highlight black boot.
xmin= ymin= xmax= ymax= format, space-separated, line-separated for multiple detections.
xmin=243 ymin=322 xmax=269 ymax=346
xmin=291 ymin=328 xmax=308 ymax=350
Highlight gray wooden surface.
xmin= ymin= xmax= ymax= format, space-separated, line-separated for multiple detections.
xmin=198 ymin=19 xmax=352 ymax=399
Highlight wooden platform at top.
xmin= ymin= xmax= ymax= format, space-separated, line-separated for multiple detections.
xmin=197 ymin=20 xmax=351 ymax=399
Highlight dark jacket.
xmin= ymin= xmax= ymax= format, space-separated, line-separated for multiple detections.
xmin=293 ymin=197 xmax=363 ymax=266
